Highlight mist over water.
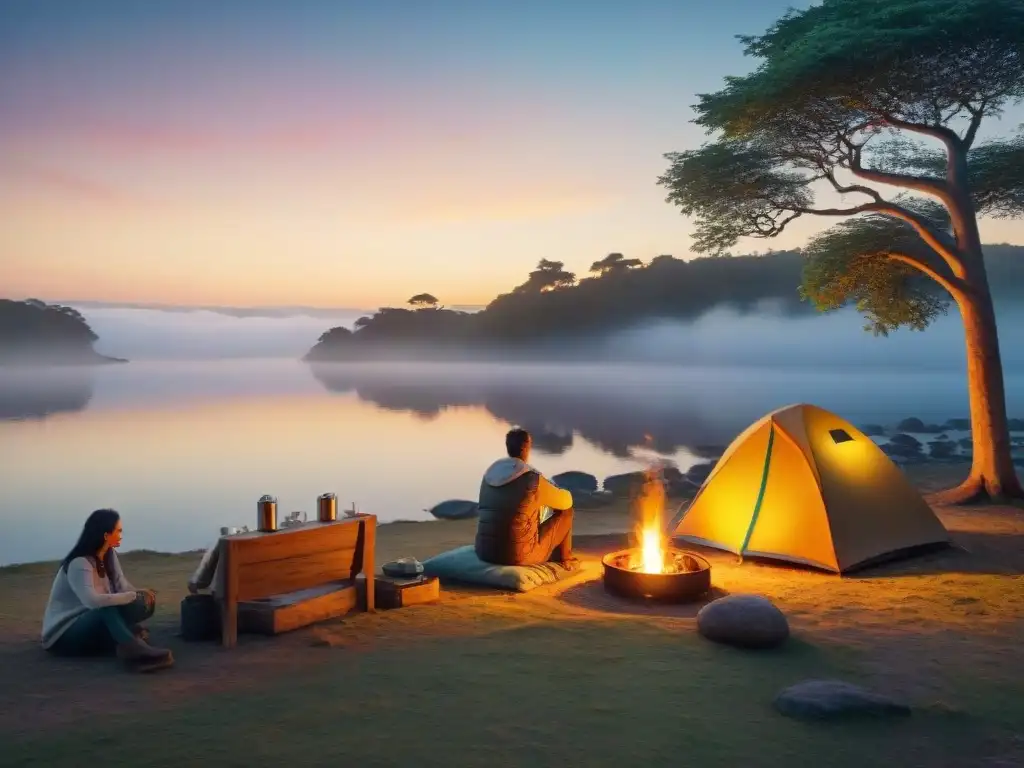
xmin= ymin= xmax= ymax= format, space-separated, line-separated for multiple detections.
xmin=73 ymin=302 xmax=1024 ymax=370
xmin=82 ymin=306 xmax=366 ymax=361
xmin=2 ymin=301 xmax=1023 ymax=565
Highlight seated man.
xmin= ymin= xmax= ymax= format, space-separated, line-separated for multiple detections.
xmin=475 ymin=428 xmax=578 ymax=568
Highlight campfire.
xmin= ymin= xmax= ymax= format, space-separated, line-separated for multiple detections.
xmin=602 ymin=463 xmax=711 ymax=602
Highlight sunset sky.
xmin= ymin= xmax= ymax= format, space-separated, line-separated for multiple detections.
xmin=2 ymin=0 xmax=1022 ymax=309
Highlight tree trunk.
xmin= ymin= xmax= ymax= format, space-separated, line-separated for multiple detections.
xmin=935 ymin=280 xmax=1024 ymax=504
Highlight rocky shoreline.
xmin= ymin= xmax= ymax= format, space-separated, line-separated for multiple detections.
xmin=425 ymin=416 xmax=1024 ymax=520
xmin=544 ymin=416 xmax=1024 ymax=509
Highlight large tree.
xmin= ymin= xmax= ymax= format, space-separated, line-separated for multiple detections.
xmin=590 ymin=252 xmax=644 ymax=277
xmin=407 ymin=293 xmax=440 ymax=309
xmin=515 ymin=259 xmax=577 ymax=293
xmin=658 ymin=0 xmax=1024 ymax=503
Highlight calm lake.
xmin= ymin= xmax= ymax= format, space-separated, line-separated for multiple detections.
xmin=2 ymin=357 xmax=1024 ymax=566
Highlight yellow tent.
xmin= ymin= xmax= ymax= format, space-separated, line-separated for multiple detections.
xmin=667 ymin=403 xmax=950 ymax=573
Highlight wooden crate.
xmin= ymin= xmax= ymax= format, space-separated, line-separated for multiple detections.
xmin=374 ymin=575 xmax=440 ymax=610
xmin=238 ymin=580 xmax=358 ymax=635
xmin=216 ymin=514 xmax=376 ymax=648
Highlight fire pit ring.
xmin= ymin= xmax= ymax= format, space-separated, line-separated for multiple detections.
xmin=602 ymin=547 xmax=712 ymax=603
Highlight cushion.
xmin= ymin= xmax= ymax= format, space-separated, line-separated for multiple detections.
xmin=422 ymin=545 xmax=573 ymax=592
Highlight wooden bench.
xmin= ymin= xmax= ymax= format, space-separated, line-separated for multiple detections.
xmin=215 ymin=514 xmax=376 ymax=648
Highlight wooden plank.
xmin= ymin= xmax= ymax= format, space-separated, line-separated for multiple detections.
xmin=219 ymin=539 xmax=239 ymax=648
xmin=362 ymin=516 xmax=376 ymax=612
xmin=374 ymin=576 xmax=439 ymax=610
xmin=235 ymin=546 xmax=356 ymax=602
xmin=238 ymin=581 xmax=358 ymax=635
xmin=231 ymin=519 xmax=363 ymax=567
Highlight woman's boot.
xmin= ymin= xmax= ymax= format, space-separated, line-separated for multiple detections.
xmin=116 ymin=635 xmax=174 ymax=672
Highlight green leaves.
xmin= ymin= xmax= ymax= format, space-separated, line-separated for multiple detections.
xmin=699 ymin=0 xmax=1024 ymax=141
xmin=800 ymin=201 xmax=952 ymax=335
xmin=658 ymin=142 xmax=811 ymax=254
xmin=660 ymin=0 xmax=1024 ymax=334
xmin=872 ymin=131 xmax=1024 ymax=218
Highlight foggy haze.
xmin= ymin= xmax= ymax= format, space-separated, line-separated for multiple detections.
xmin=72 ymin=302 xmax=1024 ymax=371
xmin=81 ymin=306 xmax=365 ymax=360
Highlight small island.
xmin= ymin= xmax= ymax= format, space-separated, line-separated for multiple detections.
xmin=0 ymin=299 xmax=126 ymax=366
xmin=304 ymin=245 xmax=1024 ymax=362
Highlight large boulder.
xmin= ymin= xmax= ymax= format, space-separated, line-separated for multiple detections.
xmin=859 ymin=423 xmax=886 ymax=436
xmin=551 ymin=471 xmax=598 ymax=494
xmin=773 ymin=679 xmax=911 ymax=721
xmin=696 ymin=594 xmax=789 ymax=649
xmin=427 ymin=499 xmax=479 ymax=521
xmin=882 ymin=433 xmax=924 ymax=461
xmin=896 ymin=417 xmax=943 ymax=433
xmin=603 ymin=471 xmax=645 ymax=496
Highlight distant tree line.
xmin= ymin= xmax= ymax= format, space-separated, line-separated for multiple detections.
xmin=0 ymin=299 xmax=120 ymax=364
xmin=304 ymin=244 xmax=1024 ymax=360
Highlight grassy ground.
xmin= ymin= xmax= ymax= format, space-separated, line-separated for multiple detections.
xmin=1 ymin=463 xmax=1022 ymax=767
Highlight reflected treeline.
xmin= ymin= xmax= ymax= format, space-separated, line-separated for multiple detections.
xmin=0 ymin=370 xmax=94 ymax=421
xmin=308 ymin=363 xmax=755 ymax=458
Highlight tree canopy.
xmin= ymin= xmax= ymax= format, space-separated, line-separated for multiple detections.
xmin=590 ymin=253 xmax=644 ymax=277
xmin=304 ymin=244 xmax=1024 ymax=360
xmin=657 ymin=0 xmax=1024 ymax=331
xmin=407 ymin=293 xmax=440 ymax=308
xmin=0 ymin=299 xmax=118 ymax=364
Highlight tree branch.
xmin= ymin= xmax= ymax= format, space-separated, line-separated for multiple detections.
xmin=846 ymin=141 xmax=952 ymax=201
xmin=886 ymin=252 xmax=968 ymax=299
xmin=822 ymin=170 xmax=884 ymax=202
xmin=871 ymin=201 xmax=966 ymax=277
xmin=880 ymin=113 xmax=961 ymax=150
xmin=961 ymin=100 xmax=988 ymax=149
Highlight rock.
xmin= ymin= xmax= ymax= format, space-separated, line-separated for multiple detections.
xmin=882 ymin=433 xmax=924 ymax=461
xmin=1009 ymin=418 xmax=1024 ymax=431
xmin=686 ymin=462 xmax=715 ymax=483
xmin=427 ymin=499 xmax=479 ymax=520
xmin=896 ymin=417 xmax=943 ymax=433
xmin=859 ymin=423 xmax=886 ymax=436
xmin=928 ymin=440 xmax=958 ymax=459
xmin=889 ymin=433 xmax=922 ymax=447
xmin=696 ymin=594 xmax=789 ymax=649
xmin=551 ymin=471 xmax=598 ymax=494
xmin=896 ymin=417 xmax=926 ymax=431
xmin=603 ymin=472 xmax=645 ymax=496
xmin=958 ymin=437 xmax=973 ymax=449
xmin=773 ymin=679 xmax=911 ymax=721
xmin=382 ymin=558 xmax=425 ymax=577
xmin=944 ymin=418 xmax=971 ymax=431
xmin=661 ymin=465 xmax=684 ymax=484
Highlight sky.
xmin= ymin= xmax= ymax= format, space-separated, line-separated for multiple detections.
xmin=2 ymin=0 xmax=1022 ymax=310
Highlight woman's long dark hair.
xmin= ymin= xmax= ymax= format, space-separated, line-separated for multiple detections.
xmin=60 ymin=508 xmax=121 ymax=575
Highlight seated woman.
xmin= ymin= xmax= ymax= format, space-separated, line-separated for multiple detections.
xmin=41 ymin=508 xmax=174 ymax=672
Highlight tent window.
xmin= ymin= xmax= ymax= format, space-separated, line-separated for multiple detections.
xmin=829 ymin=428 xmax=854 ymax=444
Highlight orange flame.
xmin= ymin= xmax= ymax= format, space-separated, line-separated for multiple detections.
xmin=630 ymin=465 xmax=668 ymax=573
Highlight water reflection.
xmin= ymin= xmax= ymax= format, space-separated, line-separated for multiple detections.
xmin=308 ymin=362 xmax=1000 ymax=458
xmin=0 ymin=369 xmax=94 ymax=421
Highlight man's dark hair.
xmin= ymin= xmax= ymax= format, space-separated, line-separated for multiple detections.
xmin=505 ymin=428 xmax=531 ymax=459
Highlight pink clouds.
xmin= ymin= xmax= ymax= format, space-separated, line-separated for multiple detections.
xmin=0 ymin=157 xmax=151 ymax=208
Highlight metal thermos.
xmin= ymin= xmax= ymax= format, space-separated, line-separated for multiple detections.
xmin=257 ymin=495 xmax=278 ymax=532
xmin=317 ymin=492 xmax=337 ymax=522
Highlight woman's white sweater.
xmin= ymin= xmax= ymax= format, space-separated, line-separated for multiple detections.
xmin=40 ymin=552 xmax=137 ymax=649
